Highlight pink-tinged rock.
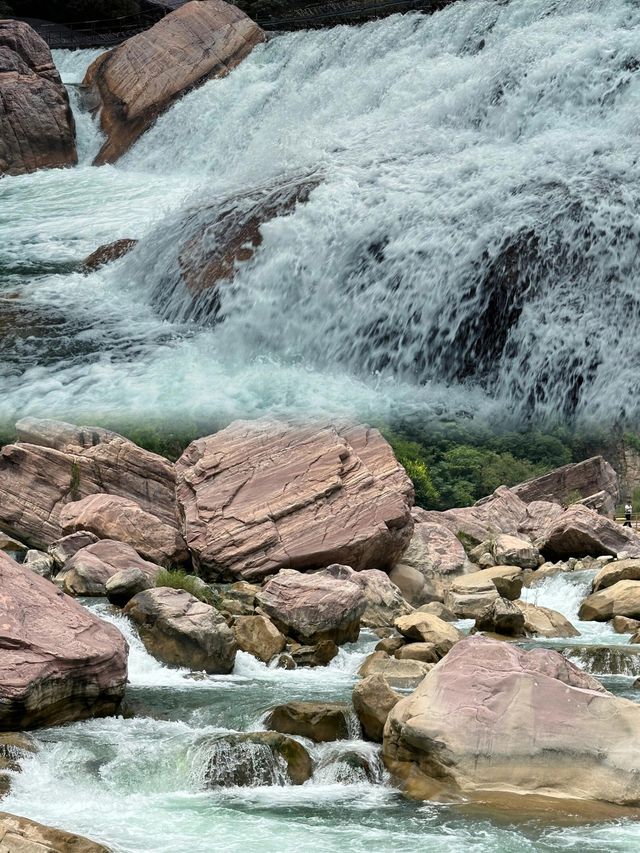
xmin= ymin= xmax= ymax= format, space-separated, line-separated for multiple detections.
xmin=257 ymin=568 xmax=367 ymax=645
xmin=383 ymin=635 xmax=640 ymax=806
xmin=0 ymin=418 xmax=178 ymax=549
xmin=83 ymin=0 xmax=265 ymax=165
xmin=440 ymin=486 xmax=529 ymax=544
xmin=0 ymin=21 xmax=77 ymax=176
xmin=175 ymin=420 xmax=414 ymax=581
xmin=47 ymin=531 xmax=100 ymax=568
xmin=322 ymin=564 xmax=412 ymax=628
xmin=60 ymin=494 xmax=188 ymax=568
xmin=0 ymin=551 xmax=127 ymax=730
xmin=124 ymin=587 xmax=236 ymax=673
xmin=512 ymin=456 xmax=619 ymax=518
xmin=539 ymin=505 xmax=640 ymax=560
xmin=55 ymin=539 xmax=161 ymax=596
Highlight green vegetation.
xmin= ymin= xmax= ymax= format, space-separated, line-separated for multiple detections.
xmin=154 ymin=569 xmax=217 ymax=605
xmin=69 ymin=462 xmax=81 ymax=501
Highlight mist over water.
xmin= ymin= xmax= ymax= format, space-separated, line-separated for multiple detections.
xmin=1 ymin=0 xmax=640 ymax=428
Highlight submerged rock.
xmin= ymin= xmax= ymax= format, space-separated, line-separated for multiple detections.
xmin=384 ymin=636 xmax=640 ymax=806
xmin=176 ymin=420 xmax=413 ymax=581
xmin=0 ymin=551 xmax=127 ymax=730
xmin=125 ymin=587 xmax=237 ymax=673
xmin=83 ymin=0 xmax=265 ymax=165
xmin=202 ymin=732 xmax=312 ymax=787
xmin=0 ymin=21 xmax=77 ymax=177
xmin=352 ymin=674 xmax=402 ymax=742
xmin=82 ymin=239 xmax=138 ymax=272
xmin=0 ymin=811 xmax=110 ymax=852
xmin=265 ymin=701 xmax=352 ymax=743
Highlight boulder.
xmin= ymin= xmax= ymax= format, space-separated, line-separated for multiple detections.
xmin=60 ymin=493 xmax=189 ymax=568
xmin=612 ymin=615 xmax=640 ymax=634
xmin=22 ymin=549 xmax=55 ymax=579
xmin=0 ymin=21 xmax=76 ymax=177
xmin=491 ymin=534 xmax=539 ymax=570
xmin=48 ymin=531 xmax=100 ymax=568
xmin=358 ymin=651 xmax=431 ymax=689
xmin=0 ymin=418 xmax=178 ymax=549
xmin=175 ymin=420 xmax=413 ymax=581
xmin=0 ymin=551 xmax=127 ymax=730
xmin=352 ymin=674 xmax=402 ymax=742
xmin=322 ymin=564 xmax=412 ymax=628
xmin=376 ymin=635 xmax=405 ymax=655
xmin=203 ymin=732 xmax=312 ymax=787
xmin=394 ymin=612 xmax=461 ymax=658
xmin=314 ymin=748 xmax=381 ymax=784
xmin=232 ymin=615 xmax=286 ymax=663
xmin=83 ymin=0 xmax=265 ymax=165
xmin=539 ymin=505 xmax=640 ymax=560
xmin=512 ymin=456 xmax=619 ymax=518
xmin=0 ymin=532 xmax=27 ymax=559
xmin=578 ymin=580 xmax=640 ymax=622
xmin=439 ymin=486 xmax=529 ymax=544
xmin=516 ymin=601 xmax=580 ymax=638
xmin=474 ymin=597 xmax=525 ymax=637
xmin=0 ymin=812 xmax=110 ymax=853
xmin=55 ymin=539 xmax=161 ymax=596
xmin=82 ymin=239 xmax=138 ymax=272
xmin=264 ymin=701 xmax=351 ymax=742
xmin=390 ymin=522 xmax=471 ymax=605
xmin=416 ymin=601 xmax=456 ymax=621
xmin=256 ymin=568 xmax=366 ymax=645
xmin=444 ymin=566 xmax=523 ymax=618
xmin=124 ymin=587 xmax=236 ymax=673
xmin=592 ymin=558 xmax=640 ymax=592
xmin=383 ymin=636 xmax=640 ymax=805
xmin=105 ymin=568 xmax=153 ymax=607
xmin=289 ymin=640 xmax=338 ymax=667
xmin=394 ymin=643 xmax=441 ymax=664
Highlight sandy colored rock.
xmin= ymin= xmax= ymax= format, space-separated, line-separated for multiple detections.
xmin=0 ymin=21 xmax=77 ymax=177
xmin=416 ymin=601 xmax=456 ymax=621
xmin=539 ymin=505 xmax=640 ymax=559
xmin=579 ymin=580 xmax=640 ymax=622
xmin=383 ymin=636 xmax=640 ymax=806
xmin=394 ymin=612 xmax=461 ymax=657
xmin=352 ymin=674 xmax=402 ymax=742
xmin=394 ymin=642 xmax=441 ymax=664
xmin=491 ymin=534 xmax=539 ymax=570
xmin=515 ymin=601 xmax=580 ymax=638
xmin=265 ymin=701 xmax=351 ymax=743
xmin=0 ymin=551 xmax=127 ymax=730
xmin=512 ymin=456 xmax=619 ymax=518
xmin=83 ymin=0 xmax=265 ymax=164
xmin=593 ymin=558 xmax=640 ymax=592
xmin=358 ymin=651 xmax=431 ymax=689
xmin=60 ymin=493 xmax=188 ymax=568
xmin=290 ymin=640 xmax=338 ymax=667
xmin=232 ymin=614 xmax=286 ymax=663
xmin=474 ymin=597 xmax=525 ymax=637
xmin=257 ymin=568 xmax=366 ymax=645
xmin=0 ymin=418 xmax=178 ymax=549
xmin=444 ymin=565 xmax=522 ymax=617
xmin=105 ymin=568 xmax=153 ymax=608
xmin=125 ymin=587 xmax=236 ymax=673
xmin=175 ymin=420 xmax=413 ymax=581
xmin=0 ymin=812 xmax=110 ymax=852
xmin=612 ymin=615 xmax=640 ymax=634
xmin=390 ymin=522 xmax=471 ymax=604
xmin=56 ymin=539 xmax=161 ymax=596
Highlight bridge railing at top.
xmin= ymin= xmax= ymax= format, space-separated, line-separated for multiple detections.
xmin=29 ymin=9 xmax=166 ymax=49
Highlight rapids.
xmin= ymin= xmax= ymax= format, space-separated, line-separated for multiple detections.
xmin=2 ymin=0 xmax=640 ymax=428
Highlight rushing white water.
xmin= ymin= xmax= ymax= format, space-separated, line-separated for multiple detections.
xmin=2 ymin=0 xmax=640 ymax=426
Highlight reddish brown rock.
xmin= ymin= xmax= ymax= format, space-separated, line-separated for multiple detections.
xmin=0 ymin=551 xmax=127 ymax=730
xmin=0 ymin=418 xmax=178 ymax=549
xmin=55 ymin=539 xmax=161 ymax=597
xmin=176 ymin=420 xmax=413 ymax=581
xmin=257 ymin=568 xmax=366 ymax=645
xmin=512 ymin=456 xmax=619 ymax=518
xmin=60 ymin=494 xmax=188 ymax=568
xmin=48 ymin=531 xmax=101 ymax=568
xmin=124 ymin=587 xmax=237 ymax=673
xmin=83 ymin=0 xmax=265 ymax=165
xmin=322 ymin=564 xmax=412 ymax=628
xmin=383 ymin=636 xmax=640 ymax=806
xmin=0 ymin=21 xmax=77 ymax=176
xmin=539 ymin=505 xmax=640 ymax=560
xmin=82 ymin=238 xmax=138 ymax=272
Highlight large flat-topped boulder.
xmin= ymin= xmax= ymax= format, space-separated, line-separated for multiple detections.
xmin=0 ymin=21 xmax=77 ymax=176
xmin=176 ymin=420 xmax=414 ymax=580
xmin=83 ymin=0 xmax=265 ymax=165
xmin=0 ymin=418 xmax=178 ymax=549
xmin=512 ymin=456 xmax=619 ymax=518
xmin=60 ymin=494 xmax=189 ymax=567
xmin=0 ymin=551 xmax=127 ymax=730
xmin=383 ymin=636 xmax=640 ymax=806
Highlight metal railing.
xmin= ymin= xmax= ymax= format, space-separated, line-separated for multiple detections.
xmin=23 ymin=10 xmax=165 ymax=49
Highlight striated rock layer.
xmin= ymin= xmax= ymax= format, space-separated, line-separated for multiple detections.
xmin=176 ymin=420 xmax=414 ymax=580
xmin=0 ymin=20 xmax=77 ymax=176
xmin=83 ymin=0 xmax=265 ymax=165
xmin=0 ymin=551 xmax=127 ymax=730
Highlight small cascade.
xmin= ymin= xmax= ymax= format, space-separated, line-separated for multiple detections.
xmin=52 ymin=49 xmax=104 ymax=164
xmin=196 ymin=738 xmax=290 ymax=788
xmin=562 ymin=645 xmax=640 ymax=677
xmin=311 ymin=742 xmax=385 ymax=786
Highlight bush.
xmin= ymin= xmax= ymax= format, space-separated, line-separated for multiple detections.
xmin=155 ymin=569 xmax=217 ymax=606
